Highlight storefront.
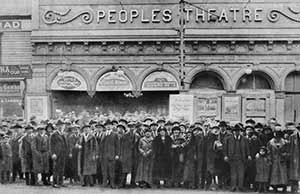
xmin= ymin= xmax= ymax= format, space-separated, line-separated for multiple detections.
xmin=29 ymin=0 xmax=300 ymax=124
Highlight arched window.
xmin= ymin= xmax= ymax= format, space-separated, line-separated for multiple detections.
xmin=237 ymin=72 xmax=272 ymax=90
xmin=285 ymin=71 xmax=300 ymax=92
xmin=190 ymin=71 xmax=224 ymax=90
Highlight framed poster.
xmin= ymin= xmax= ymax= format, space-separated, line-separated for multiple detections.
xmin=222 ymin=94 xmax=242 ymax=123
xmin=195 ymin=97 xmax=219 ymax=122
xmin=169 ymin=94 xmax=194 ymax=123
xmin=26 ymin=95 xmax=48 ymax=121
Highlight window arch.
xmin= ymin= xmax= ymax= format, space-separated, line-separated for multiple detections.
xmin=237 ymin=72 xmax=273 ymax=90
xmin=190 ymin=71 xmax=224 ymax=90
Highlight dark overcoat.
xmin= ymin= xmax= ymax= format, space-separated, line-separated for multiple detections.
xmin=49 ymin=131 xmax=68 ymax=175
xmin=118 ymin=132 xmax=134 ymax=173
xmin=288 ymin=133 xmax=300 ymax=181
xmin=0 ymin=141 xmax=12 ymax=172
xmin=152 ymin=135 xmax=172 ymax=180
xmin=205 ymin=133 xmax=218 ymax=174
xmin=19 ymin=135 xmax=33 ymax=173
xmin=195 ymin=133 xmax=205 ymax=176
xmin=31 ymin=134 xmax=49 ymax=173
xmin=224 ymin=135 xmax=250 ymax=162
xmin=10 ymin=135 xmax=22 ymax=171
xmin=170 ymin=134 xmax=185 ymax=183
xmin=183 ymin=137 xmax=196 ymax=182
xmin=65 ymin=133 xmax=79 ymax=178
xmin=78 ymin=134 xmax=98 ymax=176
xmin=255 ymin=154 xmax=271 ymax=183
xmin=102 ymin=132 xmax=119 ymax=161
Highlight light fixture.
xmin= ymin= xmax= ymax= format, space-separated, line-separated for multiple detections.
xmin=245 ymin=66 xmax=253 ymax=75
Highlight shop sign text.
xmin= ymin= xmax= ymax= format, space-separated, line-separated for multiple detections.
xmin=0 ymin=21 xmax=21 ymax=30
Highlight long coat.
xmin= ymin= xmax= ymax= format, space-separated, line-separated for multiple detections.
xmin=152 ymin=135 xmax=172 ymax=180
xmin=49 ymin=131 xmax=68 ymax=175
xmin=255 ymin=154 xmax=271 ymax=183
xmin=31 ymin=134 xmax=49 ymax=173
xmin=183 ymin=137 xmax=196 ymax=182
xmin=205 ymin=133 xmax=218 ymax=174
xmin=267 ymin=138 xmax=288 ymax=185
xmin=170 ymin=134 xmax=185 ymax=183
xmin=102 ymin=132 xmax=119 ymax=161
xmin=136 ymin=136 xmax=153 ymax=183
xmin=118 ymin=132 xmax=134 ymax=173
xmin=65 ymin=133 xmax=79 ymax=178
xmin=78 ymin=134 xmax=98 ymax=176
xmin=288 ymin=133 xmax=300 ymax=181
xmin=0 ymin=140 xmax=12 ymax=172
xmin=10 ymin=135 xmax=22 ymax=172
xmin=195 ymin=133 xmax=205 ymax=176
xmin=19 ymin=135 xmax=33 ymax=173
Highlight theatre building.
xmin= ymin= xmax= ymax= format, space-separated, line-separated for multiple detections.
xmin=28 ymin=0 xmax=300 ymax=124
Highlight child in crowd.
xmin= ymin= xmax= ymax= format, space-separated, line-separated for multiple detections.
xmin=255 ymin=146 xmax=271 ymax=193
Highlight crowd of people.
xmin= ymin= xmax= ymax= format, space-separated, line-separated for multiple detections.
xmin=0 ymin=112 xmax=300 ymax=193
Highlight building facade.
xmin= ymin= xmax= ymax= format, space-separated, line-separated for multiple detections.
xmin=0 ymin=0 xmax=32 ymax=119
xmin=28 ymin=0 xmax=300 ymax=124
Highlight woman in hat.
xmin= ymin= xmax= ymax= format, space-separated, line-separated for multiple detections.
xmin=136 ymin=128 xmax=154 ymax=188
xmin=152 ymin=127 xmax=172 ymax=188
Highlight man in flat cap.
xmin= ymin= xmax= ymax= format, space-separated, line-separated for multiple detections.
xmin=49 ymin=120 xmax=68 ymax=188
xmin=224 ymin=126 xmax=251 ymax=192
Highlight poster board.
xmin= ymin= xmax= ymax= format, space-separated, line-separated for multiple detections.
xmin=26 ymin=95 xmax=48 ymax=121
xmin=169 ymin=94 xmax=194 ymax=123
xmin=222 ymin=94 xmax=242 ymax=123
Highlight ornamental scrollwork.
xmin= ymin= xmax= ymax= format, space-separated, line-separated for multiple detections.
xmin=268 ymin=6 xmax=300 ymax=23
xmin=43 ymin=9 xmax=93 ymax=25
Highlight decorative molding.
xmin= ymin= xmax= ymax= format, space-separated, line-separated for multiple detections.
xmin=43 ymin=9 xmax=93 ymax=25
xmin=268 ymin=7 xmax=300 ymax=23
xmin=33 ymin=40 xmax=300 ymax=56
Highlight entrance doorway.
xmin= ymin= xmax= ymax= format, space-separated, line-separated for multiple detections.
xmin=236 ymin=72 xmax=275 ymax=123
xmin=189 ymin=71 xmax=226 ymax=122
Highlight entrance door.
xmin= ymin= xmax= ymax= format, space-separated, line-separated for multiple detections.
xmin=285 ymin=94 xmax=300 ymax=123
xmin=237 ymin=90 xmax=275 ymax=123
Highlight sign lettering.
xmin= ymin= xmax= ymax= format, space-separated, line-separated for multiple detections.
xmin=0 ymin=21 xmax=21 ymax=30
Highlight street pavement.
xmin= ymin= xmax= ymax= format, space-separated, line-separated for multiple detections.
xmin=0 ymin=184 xmax=260 ymax=194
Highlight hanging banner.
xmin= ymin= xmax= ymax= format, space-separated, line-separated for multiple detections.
xmin=169 ymin=94 xmax=194 ymax=123
xmin=51 ymin=71 xmax=88 ymax=91
xmin=222 ymin=95 xmax=241 ymax=123
xmin=96 ymin=71 xmax=133 ymax=91
xmin=142 ymin=71 xmax=179 ymax=91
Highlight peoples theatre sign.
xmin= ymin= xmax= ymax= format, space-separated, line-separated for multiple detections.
xmin=40 ymin=3 xmax=300 ymax=29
